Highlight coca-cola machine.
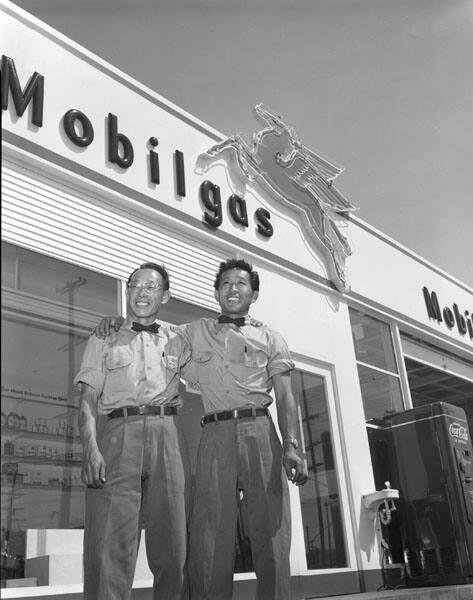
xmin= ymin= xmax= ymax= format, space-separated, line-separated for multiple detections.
xmin=369 ymin=402 xmax=473 ymax=586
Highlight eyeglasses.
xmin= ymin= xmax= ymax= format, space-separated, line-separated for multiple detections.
xmin=127 ymin=282 xmax=165 ymax=292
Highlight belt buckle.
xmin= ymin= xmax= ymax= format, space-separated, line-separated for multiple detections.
xmin=232 ymin=409 xmax=239 ymax=420
xmin=138 ymin=405 xmax=145 ymax=415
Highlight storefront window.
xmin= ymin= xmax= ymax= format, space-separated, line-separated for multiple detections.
xmin=349 ymin=309 xmax=403 ymax=423
xmin=1 ymin=242 xmax=120 ymax=586
xmin=404 ymin=357 xmax=473 ymax=433
xmin=293 ymin=370 xmax=347 ymax=569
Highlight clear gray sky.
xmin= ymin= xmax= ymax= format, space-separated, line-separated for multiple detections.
xmin=9 ymin=0 xmax=473 ymax=286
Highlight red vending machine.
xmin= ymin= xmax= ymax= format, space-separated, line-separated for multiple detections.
xmin=371 ymin=401 xmax=473 ymax=586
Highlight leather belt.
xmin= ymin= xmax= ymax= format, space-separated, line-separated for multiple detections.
xmin=201 ymin=407 xmax=269 ymax=427
xmin=108 ymin=405 xmax=178 ymax=419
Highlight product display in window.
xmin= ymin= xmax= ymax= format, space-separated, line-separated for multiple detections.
xmin=1 ymin=242 xmax=120 ymax=585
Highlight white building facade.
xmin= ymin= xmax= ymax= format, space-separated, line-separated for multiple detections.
xmin=1 ymin=2 xmax=472 ymax=598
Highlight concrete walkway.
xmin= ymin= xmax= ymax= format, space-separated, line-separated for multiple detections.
xmin=2 ymin=582 xmax=471 ymax=600
xmin=308 ymin=585 xmax=473 ymax=600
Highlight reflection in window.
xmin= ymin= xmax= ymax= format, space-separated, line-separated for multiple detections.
xmin=405 ymin=357 xmax=473 ymax=433
xmin=349 ymin=309 xmax=403 ymax=423
xmin=293 ymin=370 xmax=346 ymax=569
xmin=2 ymin=242 xmax=119 ymax=315
xmin=1 ymin=243 xmax=119 ymax=585
xmin=356 ymin=365 xmax=403 ymax=421
xmin=350 ymin=309 xmax=397 ymax=372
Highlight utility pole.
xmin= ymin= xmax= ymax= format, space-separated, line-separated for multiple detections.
xmin=56 ymin=277 xmax=86 ymax=527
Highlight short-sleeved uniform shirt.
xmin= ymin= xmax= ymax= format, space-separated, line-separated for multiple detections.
xmin=74 ymin=322 xmax=190 ymax=415
xmin=183 ymin=317 xmax=294 ymax=414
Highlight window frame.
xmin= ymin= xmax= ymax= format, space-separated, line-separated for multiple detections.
xmin=288 ymin=356 xmax=357 ymax=576
xmin=401 ymin=335 xmax=473 ymax=386
xmin=349 ymin=307 xmax=407 ymax=426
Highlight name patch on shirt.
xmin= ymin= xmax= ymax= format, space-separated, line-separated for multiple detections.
xmin=165 ymin=355 xmax=179 ymax=370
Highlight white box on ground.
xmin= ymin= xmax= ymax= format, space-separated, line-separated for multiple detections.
xmin=24 ymin=529 xmax=152 ymax=586
xmin=26 ymin=554 xmax=83 ymax=586
xmin=26 ymin=529 xmax=83 ymax=558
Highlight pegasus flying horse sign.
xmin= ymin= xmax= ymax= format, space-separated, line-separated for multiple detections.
xmin=199 ymin=104 xmax=357 ymax=292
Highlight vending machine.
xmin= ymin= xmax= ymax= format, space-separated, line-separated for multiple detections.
xmin=368 ymin=401 xmax=473 ymax=586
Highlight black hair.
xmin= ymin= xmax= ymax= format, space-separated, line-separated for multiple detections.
xmin=127 ymin=262 xmax=170 ymax=290
xmin=213 ymin=258 xmax=260 ymax=291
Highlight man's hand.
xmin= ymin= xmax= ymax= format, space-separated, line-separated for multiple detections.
xmin=93 ymin=316 xmax=124 ymax=339
xmin=283 ymin=448 xmax=308 ymax=486
xmin=82 ymin=446 xmax=106 ymax=488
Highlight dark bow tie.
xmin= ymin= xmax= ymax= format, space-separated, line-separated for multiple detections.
xmin=131 ymin=322 xmax=160 ymax=334
xmin=217 ymin=315 xmax=246 ymax=327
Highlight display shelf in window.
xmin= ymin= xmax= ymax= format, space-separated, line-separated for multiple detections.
xmin=1 ymin=454 xmax=82 ymax=466
xmin=1 ymin=398 xmax=80 ymax=439
xmin=2 ymin=433 xmax=82 ymax=465
xmin=1 ymin=481 xmax=84 ymax=492
xmin=1 ymin=426 xmax=81 ymax=443
xmin=2 ymin=463 xmax=83 ymax=489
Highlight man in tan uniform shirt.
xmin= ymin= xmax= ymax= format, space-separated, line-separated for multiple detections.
xmin=75 ymin=263 xmax=190 ymax=600
xmin=95 ymin=258 xmax=307 ymax=600
xmin=183 ymin=259 xmax=307 ymax=600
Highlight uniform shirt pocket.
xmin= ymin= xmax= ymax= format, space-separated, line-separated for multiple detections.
xmin=103 ymin=346 xmax=134 ymax=398
xmin=104 ymin=346 xmax=134 ymax=371
xmin=194 ymin=351 xmax=214 ymax=363
xmin=239 ymin=348 xmax=269 ymax=385
xmin=243 ymin=349 xmax=268 ymax=369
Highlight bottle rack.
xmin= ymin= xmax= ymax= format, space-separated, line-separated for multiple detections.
xmin=1 ymin=399 xmax=83 ymax=493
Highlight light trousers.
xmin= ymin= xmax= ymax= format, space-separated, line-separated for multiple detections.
xmin=189 ymin=416 xmax=291 ymax=600
xmin=84 ymin=414 xmax=189 ymax=600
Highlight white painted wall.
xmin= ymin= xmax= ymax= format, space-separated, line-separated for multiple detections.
xmin=2 ymin=1 xmax=472 ymax=590
xmin=347 ymin=218 xmax=472 ymax=353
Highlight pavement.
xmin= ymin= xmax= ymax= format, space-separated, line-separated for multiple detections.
xmin=307 ymin=585 xmax=473 ymax=600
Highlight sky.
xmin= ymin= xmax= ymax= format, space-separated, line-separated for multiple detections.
xmin=9 ymin=0 xmax=473 ymax=287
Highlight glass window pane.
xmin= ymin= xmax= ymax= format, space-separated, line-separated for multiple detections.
xmin=1 ymin=244 xmax=119 ymax=586
xmin=405 ymin=357 xmax=473 ymax=434
xmin=357 ymin=364 xmax=404 ymax=422
xmin=2 ymin=242 xmax=118 ymax=315
xmin=293 ymin=370 xmax=347 ymax=569
xmin=349 ymin=309 xmax=398 ymax=373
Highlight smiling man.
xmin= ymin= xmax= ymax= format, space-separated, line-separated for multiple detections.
xmin=184 ymin=258 xmax=307 ymax=600
xmin=74 ymin=263 xmax=190 ymax=600
xmin=93 ymin=258 xmax=307 ymax=600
